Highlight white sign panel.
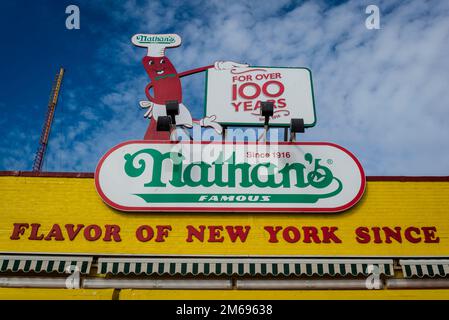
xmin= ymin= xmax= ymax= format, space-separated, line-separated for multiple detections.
xmin=205 ymin=67 xmax=316 ymax=127
xmin=95 ymin=141 xmax=365 ymax=213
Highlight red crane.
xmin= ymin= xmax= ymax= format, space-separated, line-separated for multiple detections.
xmin=32 ymin=67 xmax=65 ymax=172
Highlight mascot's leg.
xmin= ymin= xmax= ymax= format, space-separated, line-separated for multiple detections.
xmin=143 ymin=103 xmax=170 ymax=141
xmin=171 ymin=104 xmax=194 ymax=141
xmin=176 ymin=103 xmax=194 ymax=128
xmin=147 ymin=103 xmax=193 ymax=141
xmin=143 ymin=117 xmax=170 ymax=141
xmin=151 ymin=103 xmax=193 ymax=128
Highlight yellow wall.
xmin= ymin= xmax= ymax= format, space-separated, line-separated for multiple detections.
xmin=1 ymin=176 xmax=449 ymax=257
xmin=0 ymin=288 xmax=114 ymax=300
xmin=120 ymin=289 xmax=449 ymax=300
xmin=1 ymin=288 xmax=448 ymax=300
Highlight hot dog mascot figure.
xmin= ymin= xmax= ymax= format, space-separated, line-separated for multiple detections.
xmin=131 ymin=33 xmax=248 ymax=139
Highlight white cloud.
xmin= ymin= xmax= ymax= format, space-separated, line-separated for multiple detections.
xmin=5 ymin=0 xmax=447 ymax=175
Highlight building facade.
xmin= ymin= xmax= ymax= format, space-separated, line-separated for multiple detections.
xmin=1 ymin=171 xmax=448 ymax=299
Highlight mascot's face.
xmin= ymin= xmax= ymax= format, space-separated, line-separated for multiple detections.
xmin=143 ymin=56 xmax=177 ymax=79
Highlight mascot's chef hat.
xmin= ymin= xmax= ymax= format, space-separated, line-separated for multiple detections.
xmin=131 ymin=33 xmax=182 ymax=57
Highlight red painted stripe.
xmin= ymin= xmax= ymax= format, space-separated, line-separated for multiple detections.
xmin=0 ymin=171 xmax=94 ymax=178
xmin=1 ymin=173 xmax=448 ymax=182
xmin=366 ymin=176 xmax=449 ymax=182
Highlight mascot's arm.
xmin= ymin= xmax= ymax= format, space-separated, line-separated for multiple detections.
xmin=178 ymin=65 xmax=214 ymax=78
xmin=179 ymin=61 xmax=249 ymax=78
xmin=144 ymin=82 xmax=158 ymax=104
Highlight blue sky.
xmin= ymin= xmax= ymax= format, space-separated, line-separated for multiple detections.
xmin=0 ymin=0 xmax=448 ymax=175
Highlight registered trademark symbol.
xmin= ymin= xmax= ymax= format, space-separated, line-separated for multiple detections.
xmin=327 ymin=159 xmax=333 ymax=165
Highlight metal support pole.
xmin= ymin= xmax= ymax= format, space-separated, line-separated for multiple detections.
xmin=0 ymin=277 xmax=71 ymax=288
xmin=284 ymin=127 xmax=289 ymax=142
xmin=222 ymin=126 xmax=227 ymax=142
xmin=263 ymin=119 xmax=269 ymax=143
xmin=290 ymin=131 xmax=296 ymax=142
xmin=386 ymin=278 xmax=449 ymax=289
xmin=169 ymin=124 xmax=177 ymax=141
xmin=83 ymin=278 xmax=232 ymax=290
xmin=236 ymin=279 xmax=383 ymax=290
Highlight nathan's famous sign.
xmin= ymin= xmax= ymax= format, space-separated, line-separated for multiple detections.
xmin=94 ymin=33 xmax=366 ymax=213
xmin=95 ymin=141 xmax=365 ymax=212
